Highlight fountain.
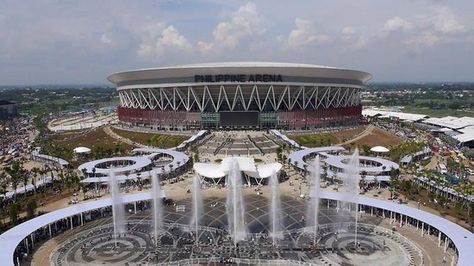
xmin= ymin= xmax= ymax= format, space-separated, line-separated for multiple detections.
xmin=226 ymin=158 xmax=247 ymax=245
xmin=269 ymin=170 xmax=283 ymax=245
xmin=306 ymin=156 xmax=321 ymax=244
xmin=190 ymin=175 xmax=203 ymax=243
xmin=341 ymin=148 xmax=360 ymax=246
xmin=108 ymin=170 xmax=126 ymax=243
xmin=151 ymin=171 xmax=163 ymax=245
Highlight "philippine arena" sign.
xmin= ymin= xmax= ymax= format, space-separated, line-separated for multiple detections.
xmin=194 ymin=74 xmax=283 ymax=83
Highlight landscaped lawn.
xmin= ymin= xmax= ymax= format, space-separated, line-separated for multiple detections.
xmin=111 ymin=127 xmax=188 ymax=148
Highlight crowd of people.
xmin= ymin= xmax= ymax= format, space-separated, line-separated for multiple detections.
xmin=0 ymin=117 xmax=34 ymax=167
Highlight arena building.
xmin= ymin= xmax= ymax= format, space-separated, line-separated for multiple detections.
xmin=108 ymin=62 xmax=371 ymax=130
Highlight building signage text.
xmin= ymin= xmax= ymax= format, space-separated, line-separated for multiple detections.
xmin=194 ymin=74 xmax=283 ymax=83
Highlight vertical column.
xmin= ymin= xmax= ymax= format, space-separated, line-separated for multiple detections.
xmin=438 ymin=231 xmax=441 ymax=247
xmin=81 ymin=213 xmax=84 ymax=226
xmin=134 ymin=202 xmax=137 ymax=214
xmin=25 ymin=237 xmax=29 ymax=254
xmin=49 ymin=224 xmax=52 ymax=238
xmin=70 ymin=216 xmax=74 ymax=230
xmin=444 ymin=237 xmax=448 ymax=252
xmin=421 ymin=223 xmax=424 ymax=236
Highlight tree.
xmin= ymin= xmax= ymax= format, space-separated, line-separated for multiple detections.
xmin=6 ymin=161 xmax=22 ymax=201
xmin=26 ymin=198 xmax=37 ymax=220
xmin=360 ymin=170 xmax=367 ymax=191
xmin=389 ymin=167 xmax=400 ymax=199
xmin=8 ymin=203 xmax=20 ymax=226
xmin=31 ymin=167 xmax=39 ymax=194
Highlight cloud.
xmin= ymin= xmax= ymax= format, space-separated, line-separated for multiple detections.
xmin=0 ymin=1 xmax=473 ymax=84
xmin=197 ymin=2 xmax=264 ymax=53
xmin=384 ymin=17 xmax=412 ymax=32
xmin=137 ymin=24 xmax=192 ymax=58
xmin=280 ymin=18 xmax=330 ymax=48
xmin=428 ymin=6 xmax=466 ymax=34
xmin=403 ymin=32 xmax=440 ymax=50
xmin=100 ymin=33 xmax=112 ymax=45
xmin=342 ymin=27 xmax=355 ymax=36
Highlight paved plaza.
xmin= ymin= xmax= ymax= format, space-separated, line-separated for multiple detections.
xmin=47 ymin=195 xmax=423 ymax=265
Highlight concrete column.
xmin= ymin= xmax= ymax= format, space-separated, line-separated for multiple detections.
xmin=81 ymin=213 xmax=84 ymax=226
xmin=25 ymin=237 xmax=29 ymax=254
xmin=134 ymin=202 xmax=137 ymax=214
xmin=31 ymin=234 xmax=34 ymax=248
xmin=70 ymin=217 xmax=74 ymax=230
xmin=400 ymin=214 xmax=403 ymax=227
xmin=49 ymin=224 xmax=52 ymax=238
xmin=421 ymin=223 xmax=424 ymax=236
xmin=371 ymin=207 xmax=373 ymax=216
xmin=438 ymin=231 xmax=441 ymax=247
xmin=416 ymin=220 xmax=419 ymax=230
xmin=444 ymin=238 xmax=448 ymax=252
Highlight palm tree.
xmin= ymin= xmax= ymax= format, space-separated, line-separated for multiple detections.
xmin=6 ymin=161 xmax=21 ymax=201
xmin=0 ymin=172 xmax=8 ymax=199
xmin=31 ymin=167 xmax=39 ymax=194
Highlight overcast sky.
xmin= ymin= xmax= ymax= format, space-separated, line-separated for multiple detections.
xmin=1 ymin=0 xmax=473 ymax=85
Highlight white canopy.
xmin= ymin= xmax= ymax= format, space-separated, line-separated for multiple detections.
xmin=194 ymin=157 xmax=282 ymax=179
xmin=73 ymin=146 xmax=91 ymax=154
xmin=370 ymin=146 xmax=389 ymax=153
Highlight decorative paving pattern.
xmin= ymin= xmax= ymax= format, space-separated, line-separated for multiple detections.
xmin=51 ymin=195 xmax=422 ymax=265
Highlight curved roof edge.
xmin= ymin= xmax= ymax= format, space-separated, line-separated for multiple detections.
xmin=108 ymin=61 xmax=372 ymax=84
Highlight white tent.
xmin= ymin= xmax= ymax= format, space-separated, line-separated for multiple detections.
xmin=73 ymin=146 xmax=91 ymax=154
xmin=370 ymin=146 xmax=389 ymax=153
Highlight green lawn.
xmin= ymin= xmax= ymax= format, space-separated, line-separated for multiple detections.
xmin=289 ymin=133 xmax=337 ymax=148
xmin=111 ymin=128 xmax=188 ymax=148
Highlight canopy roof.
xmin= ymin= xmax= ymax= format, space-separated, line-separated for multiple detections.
xmin=370 ymin=146 xmax=389 ymax=153
xmin=194 ymin=157 xmax=282 ymax=179
xmin=73 ymin=146 xmax=91 ymax=154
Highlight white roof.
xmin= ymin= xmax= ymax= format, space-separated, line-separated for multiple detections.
xmin=423 ymin=116 xmax=474 ymax=130
xmin=325 ymin=155 xmax=399 ymax=174
xmin=73 ymin=147 xmax=91 ymax=153
xmin=452 ymin=133 xmax=474 ymax=143
xmin=362 ymin=109 xmax=428 ymax=122
xmin=32 ymin=147 xmax=69 ymax=167
xmin=193 ymin=163 xmax=226 ymax=179
xmin=370 ymin=146 xmax=389 ymax=153
xmin=175 ymin=130 xmax=207 ymax=150
xmin=78 ymin=156 xmax=152 ymax=175
xmin=108 ymin=61 xmax=372 ymax=85
xmin=270 ymin=129 xmax=301 ymax=148
xmin=193 ymin=157 xmax=282 ymax=179
xmin=252 ymin=163 xmax=283 ymax=179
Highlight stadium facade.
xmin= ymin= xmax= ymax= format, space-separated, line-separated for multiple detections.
xmin=108 ymin=62 xmax=371 ymax=130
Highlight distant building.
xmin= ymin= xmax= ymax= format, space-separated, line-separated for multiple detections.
xmin=0 ymin=100 xmax=18 ymax=119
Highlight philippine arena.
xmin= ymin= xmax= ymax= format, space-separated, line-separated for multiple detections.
xmin=108 ymin=62 xmax=371 ymax=130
